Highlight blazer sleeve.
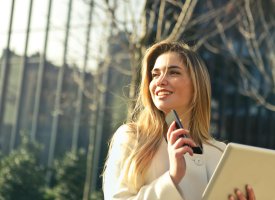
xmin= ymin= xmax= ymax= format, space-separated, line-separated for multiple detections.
xmin=103 ymin=125 xmax=183 ymax=200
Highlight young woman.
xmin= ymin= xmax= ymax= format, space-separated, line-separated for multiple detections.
xmin=102 ymin=40 xmax=255 ymax=200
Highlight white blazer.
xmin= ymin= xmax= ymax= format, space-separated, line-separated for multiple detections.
xmin=103 ymin=125 xmax=226 ymax=200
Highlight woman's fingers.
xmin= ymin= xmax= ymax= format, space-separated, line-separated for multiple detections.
xmin=235 ymin=189 xmax=246 ymax=200
xmin=167 ymin=121 xmax=178 ymax=142
xmin=246 ymin=185 xmax=256 ymax=200
xmin=176 ymin=145 xmax=194 ymax=157
xmin=173 ymin=136 xmax=196 ymax=148
xmin=167 ymin=121 xmax=193 ymax=144
xmin=227 ymin=190 xmax=245 ymax=200
xmin=167 ymin=121 xmax=175 ymax=141
xmin=228 ymin=194 xmax=235 ymax=200
xmin=170 ymin=129 xmax=191 ymax=144
xmin=167 ymin=121 xmax=196 ymax=157
xmin=228 ymin=186 xmax=256 ymax=200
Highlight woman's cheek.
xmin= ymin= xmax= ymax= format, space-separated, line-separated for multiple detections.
xmin=149 ymin=81 xmax=155 ymax=96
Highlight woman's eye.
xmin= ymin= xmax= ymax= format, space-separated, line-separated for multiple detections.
xmin=152 ymin=73 xmax=159 ymax=78
xmin=170 ymin=71 xmax=180 ymax=75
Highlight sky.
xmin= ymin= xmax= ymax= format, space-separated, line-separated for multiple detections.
xmin=0 ymin=0 xmax=145 ymax=71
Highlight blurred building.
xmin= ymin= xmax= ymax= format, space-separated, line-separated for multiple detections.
xmin=91 ymin=31 xmax=132 ymax=191
xmin=0 ymin=50 xmax=93 ymax=163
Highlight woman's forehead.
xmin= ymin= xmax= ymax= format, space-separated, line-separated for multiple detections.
xmin=152 ymin=52 xmax=185 ymax=69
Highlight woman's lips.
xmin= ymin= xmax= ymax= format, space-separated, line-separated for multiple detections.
xmin=156 ymin=89 xmax=173 ymax=97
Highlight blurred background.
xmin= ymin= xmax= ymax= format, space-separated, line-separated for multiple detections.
xmin=0 ymin=0 xmax=274 ymax=199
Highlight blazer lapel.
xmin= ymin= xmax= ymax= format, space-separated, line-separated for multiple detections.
xmin=179 ymin=153 xmax=208 ymax=200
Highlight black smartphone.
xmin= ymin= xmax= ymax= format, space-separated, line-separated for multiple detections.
xmin=172 ymin=110 xmax=203 ymax=154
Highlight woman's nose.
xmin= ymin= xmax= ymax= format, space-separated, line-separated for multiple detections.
xmin=156 ymin=75 xmax=168 ymax=86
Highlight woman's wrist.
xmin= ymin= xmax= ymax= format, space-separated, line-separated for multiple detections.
xmin=169 ymin=172 xmax=181 ymax=185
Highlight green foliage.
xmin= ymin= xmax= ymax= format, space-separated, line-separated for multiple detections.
xmin=90 ymin=190 xmax=104 ymax=200
xmin=0 ymin=134 xmax=100 ymax=200
xmin=47 ymin=149 xmax=87 ymax=200
xmin=0 ymin=134 xmax=46 ymax=200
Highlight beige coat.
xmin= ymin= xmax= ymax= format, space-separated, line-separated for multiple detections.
xmin=103 ymin=126 xmax=226 ymax=200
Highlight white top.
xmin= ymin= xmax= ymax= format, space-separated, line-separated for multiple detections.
xmin=103 ymin=125 xmax=226 ymax=200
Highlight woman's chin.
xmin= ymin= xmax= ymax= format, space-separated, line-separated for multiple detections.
xmin=156 ymin=106 xmax=172 ymax=114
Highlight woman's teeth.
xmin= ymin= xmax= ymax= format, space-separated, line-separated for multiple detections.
xmin=158 ymin=91 xmax=172 ymax=96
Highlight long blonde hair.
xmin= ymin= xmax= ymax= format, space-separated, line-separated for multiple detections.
xmin=104 ymin=40 xmax=212 ymax=192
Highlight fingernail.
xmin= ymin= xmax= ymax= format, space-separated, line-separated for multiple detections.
xmin=228 ymin=194 xmax=234 ymax=200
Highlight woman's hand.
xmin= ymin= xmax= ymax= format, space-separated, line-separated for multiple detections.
xmin=228 ymin=185 xmax=256 ymax=200
xmin=167 ymin=121 xmax=196 ymax=185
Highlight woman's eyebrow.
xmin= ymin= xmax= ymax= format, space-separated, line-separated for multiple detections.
xmin=152 ymin=65 xmax=181 ymax=70
xmin=167 ymin=65 xmax=182 ymax=69
xmin=151 ymin=68 xmax=159 ymax=73
xmin=151 ymin=65 xmax=183 ymax=73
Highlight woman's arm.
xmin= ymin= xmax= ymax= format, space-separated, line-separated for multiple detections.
xmin=102 ymin=125 xmax=183 ymax=200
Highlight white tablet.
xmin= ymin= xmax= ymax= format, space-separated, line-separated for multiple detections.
xmin=202 ymin=142 xmax=275 ymax=200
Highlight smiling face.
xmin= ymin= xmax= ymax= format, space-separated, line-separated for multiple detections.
xmin=149 ymin=52 xmax=194 ymax=115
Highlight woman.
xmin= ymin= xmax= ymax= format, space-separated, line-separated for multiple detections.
xmin=102 ymin=40 xmax=255 ymax=200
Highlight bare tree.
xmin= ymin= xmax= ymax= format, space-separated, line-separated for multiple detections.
xmin=101 ymin=0 xmax=275 ymax=111
xmin=212 ymin=0 xmax=275 ymax=110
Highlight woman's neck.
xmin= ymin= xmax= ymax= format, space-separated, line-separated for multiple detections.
xmin=178 ymin=111 xmax=191 ymax=130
